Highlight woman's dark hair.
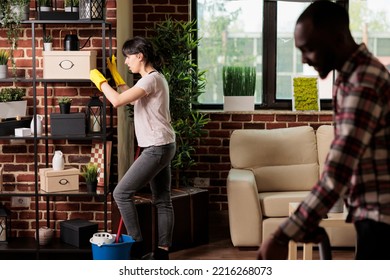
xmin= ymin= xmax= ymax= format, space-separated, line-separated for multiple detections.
xmin=122 ymin=36 xmax=163 ymax=71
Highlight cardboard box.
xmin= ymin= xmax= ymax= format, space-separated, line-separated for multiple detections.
xmin=39 ymin=167 xmax=80 ymax=193
xmin=50 ymin=113 xmax=86 ymax=136
xmin=43 ymin=51 xmax=97 ymax=79
xmin=60 ymin=219 xmax=98 ymax=248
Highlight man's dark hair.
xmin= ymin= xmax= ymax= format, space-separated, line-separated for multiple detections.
xmin=297 ymin=0 xmax=349 ymax=31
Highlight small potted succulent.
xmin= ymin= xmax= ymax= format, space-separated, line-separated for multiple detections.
xmin=81 ymin=162 xmax=99 ymax=193
xmin=43 ymin=35 xmax=53 ymax=51
xmin=58 ymin=97 xmax=72 ymax=114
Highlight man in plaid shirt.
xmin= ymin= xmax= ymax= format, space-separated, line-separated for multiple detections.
xmin=258 ymin=0 xmax=390 ymax=260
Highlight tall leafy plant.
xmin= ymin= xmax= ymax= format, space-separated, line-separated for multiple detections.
xmin=150 ymin=18 xmax=209 ymax=187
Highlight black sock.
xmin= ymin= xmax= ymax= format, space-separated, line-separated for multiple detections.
xmin=141 ymin=248 xmax=169 ymax=260
xmin=130 ymin=241 xmax=146 ymax=260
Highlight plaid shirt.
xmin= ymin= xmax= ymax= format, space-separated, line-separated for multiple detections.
xmin=281 ymin=44 xmax=390 ymax=241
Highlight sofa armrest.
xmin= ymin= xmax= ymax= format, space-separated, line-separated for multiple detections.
xmin=227 ymin=168 xmax=262 ymax=247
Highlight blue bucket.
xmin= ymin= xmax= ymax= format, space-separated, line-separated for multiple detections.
xmin=91 ymin=234 xmax=135 ymax=260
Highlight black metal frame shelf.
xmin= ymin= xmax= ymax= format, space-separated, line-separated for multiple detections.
xmin=0 ymin=19 xmax=113 ymax=259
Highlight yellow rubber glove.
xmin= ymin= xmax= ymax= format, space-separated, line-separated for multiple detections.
xmin=90 ymin=69 xmax=107 ymax=91
xmin=106 ymin=54 xmax=126 ymax=87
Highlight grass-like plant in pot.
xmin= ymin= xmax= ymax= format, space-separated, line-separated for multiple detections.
xmin=81 ymin=162 xmax=99 ymax=193
xmin=222 ymin=66 xmax=256 ymax=111
xmin=0 ymin=50 xmax=10 ymax=79
xmin=58 ymin=97 xmax=72 ymax=114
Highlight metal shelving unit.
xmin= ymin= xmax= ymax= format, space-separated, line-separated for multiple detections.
xmin=0 ymin=19 xmax=113 ymax=259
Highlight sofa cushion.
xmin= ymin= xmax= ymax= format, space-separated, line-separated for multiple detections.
xmin=253 ymin=163 xmax=318 ymax=192
xmin=259 ymin=191 xmax=310 ymax=217
xmin=230 ymin=126 xmax=318 ymax=169
xmin=316 ymin=125 xmax=334 ymax=175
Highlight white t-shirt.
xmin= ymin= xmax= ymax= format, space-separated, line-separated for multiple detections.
xmin=133 ymin=72 xmax=175 ymax=147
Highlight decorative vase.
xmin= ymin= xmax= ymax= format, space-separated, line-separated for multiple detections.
xmin=30 ymin=115 xmax=43 ymax=136
xmin=36 ymin=227 xmax=54 ymax=246
xmin=87 ymin=181 xmax=97 ymax=193
xmin=0 ymin=65 xmax=7 ymax=79
xmin=52 ymin=150 xmax=64 ymax=171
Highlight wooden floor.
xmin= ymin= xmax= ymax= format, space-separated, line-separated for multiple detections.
xmin=170 ymin=210 xmax=355 ymax=260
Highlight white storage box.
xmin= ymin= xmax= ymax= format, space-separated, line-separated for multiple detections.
xmin=43 ymin=51 xmax=97 ymax=79
xmin=39 ymin=167 xmax=80 ymax=192
xmin=15 ymin=128 xmax=31 ymax=136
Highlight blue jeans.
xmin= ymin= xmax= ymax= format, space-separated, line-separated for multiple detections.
xmin=113 ymin=142 xmax=176 ymax=247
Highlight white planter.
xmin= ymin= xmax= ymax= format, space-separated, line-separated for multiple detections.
xmin=0 ymin=100 xmax=27 ymax=119
xmin=0 ymin=65 xmax=7 ymax=79
xmin=39 ymin=7 xmax=53 ymax=12
xmin=44 ymin=42 xmax=52 ymax=51
xmin=11 ymin=4 xmax=30 ymax=21
xmin=223 ymin=96 xmax=255 ymax=111
xmin=65 ymin=7 xmax=79 ymax=12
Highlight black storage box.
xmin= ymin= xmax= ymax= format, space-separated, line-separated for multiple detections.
xmin=0 ymin=117 xmax=32 ymax=137
xmin=51 ymin=112 xmax=86 ymax=136
xmin=60 ymin=219 xmax=98 ymax=248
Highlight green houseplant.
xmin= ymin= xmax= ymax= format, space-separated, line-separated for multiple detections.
xmin=81 ymin=162 xmax=99 ymax=193
xmin=64 ymin=0 xmax=79 ymax=12
xmin=58 ymin=97 xmax=72 ymax=114
xmin=0 ymin=87 xmax=27 ymax=118
xmin=150 ymin=18 xmax=209 ymax=188
xmin=0 ymin=50 xmax=10 ymax=79
xmin=222 ymin=66 xmax=256 ymax=111
xmin=0 ymin=0 xmax=30 ymax=76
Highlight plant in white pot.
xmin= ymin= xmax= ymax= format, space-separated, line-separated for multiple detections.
xmin=0 ymin=87 xmax=27 ymax=119
xmin=222 ymin=66 xmax=256 ymax=111
xmin=64 ymin=0 xmax=79 ymax=12
xmin=38 ymin=0 xmax=52 ymax=12
xmin=0 ymin=0 xmax=30 ymax=76
xmin=0 ymin=50 xmax=9 ymax=79
xmin=43 ymin=35 xmax=53 ymax=51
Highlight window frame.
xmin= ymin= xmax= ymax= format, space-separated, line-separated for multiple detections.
xmin=192 ymin=0 xmax=349 ymax=110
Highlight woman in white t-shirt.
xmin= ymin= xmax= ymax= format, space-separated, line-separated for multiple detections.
xmin=90 ymin=37 xmax=176 ymax=260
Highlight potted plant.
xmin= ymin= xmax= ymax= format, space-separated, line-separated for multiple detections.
xmin=81 ymin=162 xmax=99 ymax=193
xmin=38 ymin=0 xmax=52 ymax=12
xmin=64 ymin=0 xmax=79 ymax=12
xmin=222 ymin=66 xmax=256 ymax=111
xmin=0 ymin=50 xmax=10 ymax=79
xmin=150 ymin=18 xmax=209 ymax=188
xmin=0 ymin=0 xmax=30 ymax=76
xmin=0 ymin=87 xmax=27 ymax=119
xmin=43 ymin=35 xmax=53 ymax=51
xmin=58 ymin=97 xmax=72 ymax=114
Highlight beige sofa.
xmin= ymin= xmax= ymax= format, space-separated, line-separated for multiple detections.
xmin=227 ymin=125 xmax=355 ymax=247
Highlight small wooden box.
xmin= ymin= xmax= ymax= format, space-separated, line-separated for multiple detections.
xmin=39 ymin=168 xmax=80 ymax=193
xmin=43 ymin=51 xmax=97 ymax=79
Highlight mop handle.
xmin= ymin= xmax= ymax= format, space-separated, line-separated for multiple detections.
xmin=115 ymin=146 xmax=142 ymax=243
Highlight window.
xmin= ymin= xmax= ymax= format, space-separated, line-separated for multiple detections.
xmin=349 ymin=0 xmax=390 ymax=72
xmin=194 ymin=0 xmax=354 ymax=109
